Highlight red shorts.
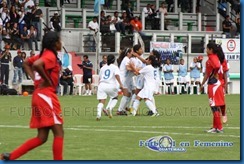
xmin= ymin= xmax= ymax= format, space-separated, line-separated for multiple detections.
xmin=30 ymin=88 xmax=63 ymax=128
xmin=207 ymin=81 xmax=225 ymax=107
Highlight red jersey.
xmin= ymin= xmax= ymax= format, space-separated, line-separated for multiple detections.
xmin=205 ymin=54 xmax=220 ymax=84
xmin=28 ymin=50 xmax=61 ymax=92
xmin=218 ymin=59 xmax=228 ymax=86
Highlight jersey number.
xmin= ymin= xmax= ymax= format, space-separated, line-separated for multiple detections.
xmin=103 ymin=69 xmax=110 ymax=79
xmin=154 ymin=70 xmax=157 ymax=80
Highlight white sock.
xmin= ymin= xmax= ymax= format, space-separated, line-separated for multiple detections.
xmin=97 ymin=103 xmax=104 ymax=118
xmin=190 ymin=85 xmax=193 ymax=94
xmin=178 ymin=85 xmax=181 ymax=94
xmin=126 ymin=96 xmax=132 ymax=109
xmin=197 ymin=85 xmax=200 ymax=94
xmin=109 ymin=98 xmax=118 ymax=111
xmin=171 ymin=85 xmax=174 ymax=93
xmin=129 ymin=94 xmax=136 ymax=108
xmin=86 ymin=90 xmax=89 ymax=94
xmin=151 ymin=96 xmax=156 ymax=106
xmin=132 ymin=99 xmax=140 ymax=115
xmin=106 ymin=98 xmax=112 ymax=110
xmin=118 ymin=96 xmax=129 ymax=111
xmin=145 ymin=100 xmax=157 ymax=114
xmin=89 ymin=90 xmax=92 ymax=94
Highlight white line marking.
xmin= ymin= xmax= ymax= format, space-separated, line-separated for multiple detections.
xmin=0 ymin=125 xmax=240 ymax=138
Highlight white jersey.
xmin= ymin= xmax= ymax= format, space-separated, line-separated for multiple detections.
xmin=120 ymin=56 xmax=134 ymax=79
xmin=139 ymin=65 xmax=156 ymax=90
xmin=99 ymin=64 xmax=120 ymax=85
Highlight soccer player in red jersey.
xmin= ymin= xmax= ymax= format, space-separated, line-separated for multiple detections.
xmin=1 ymin=31 xmax=64 ymax=160
xmin=200 ymin=42 xmax=225 ymax=133
xmin=215 ymin=44 xmax=228 ymax=124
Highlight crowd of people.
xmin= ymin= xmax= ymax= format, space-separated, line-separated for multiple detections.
xmin=0 ymin=0 xmax=43 ymax=51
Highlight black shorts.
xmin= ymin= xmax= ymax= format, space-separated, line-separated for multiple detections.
xmin=83 ymin=75 xmax=92 ymax=84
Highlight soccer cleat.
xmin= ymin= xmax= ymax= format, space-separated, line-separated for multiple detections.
xmin=206 ymin=128 xmax=217 ymax=133
xmin=147 ymin=110 xmax=153 ymax=116
xmin=102 ymin=109 xmax=109 ymax=116
xmin=131 ymin=110 xmax=136 ymax=116
xmin=116 ymin=111 xmax=127 ymax=116
xmin=96 ymin=117 xmax=101 ymax=121
xmin=0 ymin=153 xmax=10 ymax=160
xmin=151 ymin=113 xmax=159 ymax=117
xmin=223 ymin=115 xmax=228 ymax=124
xmin=216 ymin=129 xmax=224 ymax=133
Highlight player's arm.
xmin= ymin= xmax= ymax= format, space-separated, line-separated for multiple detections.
xmin=115 ymin=74 xmax=123 ymax=90
xmin=133 ymin=53 xmax=147 ymax=64
xmin=32 ymin=58 xmax=52 ymax=86
xmin=23 ymin=57 xmax=36 ymax=80
xmin=128 ymin=61 xmax=139 ymax=75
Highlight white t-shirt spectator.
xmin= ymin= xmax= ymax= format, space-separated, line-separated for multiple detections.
xmin=24 ymin=0 xmax=35 ymax=13
xmin=88 ymin=20 xmax=99 ymax=32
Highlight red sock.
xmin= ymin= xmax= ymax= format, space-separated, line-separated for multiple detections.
xmin=220 ymin=105 xmax=226 ymax=116
xmin=214 ymin=111 xmax=222 ymax=130
xmin=53 ymin=137 xmax=63 ymax=160
xmin=10 ymin=137 xmax=43 ymax=160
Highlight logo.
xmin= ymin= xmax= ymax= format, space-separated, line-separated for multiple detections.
xmin=139 ymin=136 xmax=186 ymax=152
xmin=227 ymin=40 xmax=236 ymax=52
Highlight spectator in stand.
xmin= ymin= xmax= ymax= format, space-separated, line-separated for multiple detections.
xmin=88 ymin=16 xmax=99 ymax=33
xmin=100 ymin=11 xmax=110 ymax=34
xmin=222 ymin=15 xmax=233 ymax=38
xmin=18 ymin=6 xmax=26 ymax=34
xmin=9 ymin=5 xmax=19 ymax=25
xmin=159 ymin=2 xmax=169 ymax=30
xmin=0 ymin=1 xmax=8 ymax=14
xmin=150 ymin=4 xmax=160 ymax=30
xmin=20 ymin=25 xmax=32 ymax=50
xmin=121 ymin=11 xmax=132 ymax=34
xmin=12 ymin=49 xmax=23 ymax=85
xmin=111 ymin=11 xmax=126 ymax=35
xmin=50 ymin=11 xmax=61 ymax=32
xmin=31 ymin=3 xmax=43 ymax=41
xmin=23 ymin=0 xmax=35 ymax=27
xmin=30 ymin=50 xmax=35 ymax=57
xmin=166 ymin=0 xmax=174 ymax=12
xmin=10 ymin=22 xmax=22 ymax=49
xmin=28 ymin=25 xmax=39 ymax=51
xmin=125 ymin=2 xmax=134 ymax=20
xmin=235 ymin=17 xmax=240 ymax=37
xmin=2 ymin=22 xmax=12 ymax=47
xmin=142 ymin=4 xmax=153 ymax=18
xmin=130 ymin=16 xmax=144 ymax=36
xmin=1 ymin=7 xmax=10 ymax=27
xmin=106 ymin=15 xmax=116 ymax=32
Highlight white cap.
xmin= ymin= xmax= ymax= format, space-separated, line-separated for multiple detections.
xmin=54 ymin=11 xmax=58 ymax=15
xmin=67 ymin=65 xmax=72 ymax=71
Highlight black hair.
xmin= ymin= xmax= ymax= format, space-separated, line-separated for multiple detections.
xmin=206 ymin=42 xmax=217 ymax=53
xmin=117 ymin=47 xmax=132 ymax=67
xmin=216 ymin=44 xmax=225 ymax=64
xmin=133 ymin=44 xmax=141 ymax=53
xmin=107 ymin=54 xmax=115 ymax=65
xmin=151 ymin=49 xmax=162 ymax=70
xmin=148 ymin=55 xmax=158 ymax=68
xmin=39 ymin=31 xmax=60 ymax=58
xmin=83 ymin=55 xmax=88 ymax=59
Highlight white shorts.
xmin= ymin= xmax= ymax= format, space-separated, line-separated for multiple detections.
xmin=121 ymin=77 xmax=134 ymax=93
xmin=97 ymin=83 xmax=118 ymax=100
xmin=165 ymin=79 xmax=174 ymax=84
xmin=178 ymin=76 xmax=188 ymax=83
xmin=191 ymin=78 xmax=200 ymax=83
xmin=137 ymin=87 xmax=155 ymax=101
xmin=136 ymin=75 xmax=144 ymax=89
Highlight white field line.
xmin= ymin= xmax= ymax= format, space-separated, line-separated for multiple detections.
xmin=0 ymin=125 xmax=240 ymax=138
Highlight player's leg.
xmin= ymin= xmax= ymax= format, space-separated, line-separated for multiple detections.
xmin=51 ymin=124 xmax=64 ymax=160
xmin=1 ymin=128 xmax=50 ymax=160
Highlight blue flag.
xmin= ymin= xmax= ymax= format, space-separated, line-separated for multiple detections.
xmin=94 ymin=0 xmax=99 ymax=14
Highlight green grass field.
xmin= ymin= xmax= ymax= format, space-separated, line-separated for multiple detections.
xmin=0 ymin=94 xmax=240 ymax=160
